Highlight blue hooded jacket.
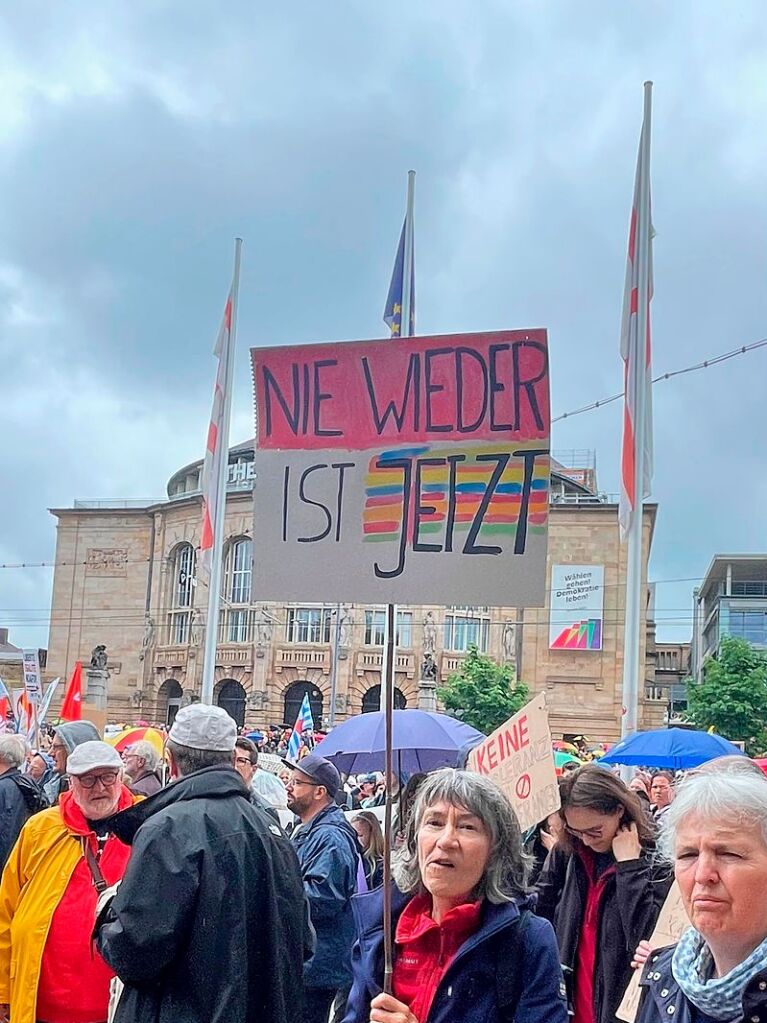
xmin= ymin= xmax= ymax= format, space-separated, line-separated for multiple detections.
xmin=291 ymin=802 xmax=361 ymax=990
xmin=342 ymin=886 xmax=568 ymax=1023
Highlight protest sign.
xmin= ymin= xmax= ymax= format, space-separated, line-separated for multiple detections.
xmin=251 ymin=329 xmax=550 ymax=605
xmin=467 ymin=692 xmax=559 ymax=831
xmin=616 ymin=882 xmax=690 ymax=1023
xmin=22 ymin=649 xmax=43 ymax=705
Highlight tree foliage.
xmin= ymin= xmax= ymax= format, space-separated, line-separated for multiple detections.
xmin=685 ymin=636 xmax=767 ymax=755
xmin=438 ymin=645 xmax=529 ymax=735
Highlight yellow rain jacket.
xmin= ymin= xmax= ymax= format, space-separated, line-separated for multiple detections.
xmin=0 ymin=786 xmax=137 ymax=1023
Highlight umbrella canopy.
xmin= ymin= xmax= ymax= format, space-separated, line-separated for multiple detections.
xmin=552 ymin=740 xmax=579 ymax=754
xmin=315 ymin=710 xmax=485 ymax=775
xmin=554 ymin=751 xmax=582 ymax=773
xmin=599 ymin=727 xmax=745 ymax=770
xmin=106 ymin=726 xmax=165 ymax=757
xmin=753 ymin=758 xmax=767 ymax=778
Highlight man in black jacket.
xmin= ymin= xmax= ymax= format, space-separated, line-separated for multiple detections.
xmin=0 ymin=734 xmax=47 ymax=868
xmin=96 ymin=704 xmax=312 ymax=1023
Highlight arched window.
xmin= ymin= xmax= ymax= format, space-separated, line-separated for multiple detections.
xmin=221 ymin=537 xmax=253 ymax=643
xmin=283 ymin=680 xmax=323 ymax=729
xmin=166 ymin=544 xmax=196 ymax=644
xmin=216 ymin=679 xmax=247 ymax=728
xmin=157 ymin=678 xmax=183 ymax=727
xmin=361 ymin=684 xmax=407 ymax=714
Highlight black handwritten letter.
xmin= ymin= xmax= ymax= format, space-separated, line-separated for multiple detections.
xmin=313 ymin=360 xmax=342 ymax=437
xmin=413 ymin=458 xmax=445 ymax=553
xmin=332 ymin=461 xmax=355 ymax=542
xmin=463 ymin=452 xmax=511 ymax=556
xmin=488 ymin=344 xmax=512 ymax=432
xmin=513 ymin=447 xmax=549 ymax=554
xmin=424 ymin=348 xmax=453 ymax=433
xmin=297 ymin=464 xmax=332 ymax=543
xmin=373 ymin=457 xmax=412 ymax=579
xmin=444 ymin=453 xmax=466 ymax=552
xmin=512 ymin=341 xmax=548 ymax=432
xmin=455 ymin=347 xmax=489 ymax=434
xmin=263 ymin=365 xmax=300 ymax=437
xmin=362 ymin=353 xmax=421 ymax=434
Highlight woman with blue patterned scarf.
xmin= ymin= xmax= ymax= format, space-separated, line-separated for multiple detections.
xmin=637 ymin=769 xmax=767 ymax=1023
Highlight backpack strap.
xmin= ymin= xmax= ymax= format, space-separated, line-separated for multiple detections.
xmin=495 ymin=909 xmax=531 ymax=1021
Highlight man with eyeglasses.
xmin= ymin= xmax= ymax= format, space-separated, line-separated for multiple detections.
xmin=0 ymin=740 xmax=138 ymax=1023
xmin=284 ymin=752 xmax=362 ymax=1023
xmin=43 ymin=719 xmax=101 ymax=805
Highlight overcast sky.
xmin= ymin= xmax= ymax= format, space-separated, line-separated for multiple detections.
xmin=2 ymin=2 xmax=766 ymax=653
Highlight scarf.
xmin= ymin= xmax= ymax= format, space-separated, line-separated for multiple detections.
xmin=672 ymin=927 xmax=767 ymax=1020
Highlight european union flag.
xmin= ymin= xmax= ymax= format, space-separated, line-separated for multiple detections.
xmin=383 ymin=218 xmax=415 ymax=337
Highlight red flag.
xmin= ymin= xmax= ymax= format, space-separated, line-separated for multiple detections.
xmin=199 ymin=288 xmax=234 ymax=580
xmin=60 ymin=662 xmax=83 ymax=721
xmin=619 ymin=100 xmax=654 ymax=541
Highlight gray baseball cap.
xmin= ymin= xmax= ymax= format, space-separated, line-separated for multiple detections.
xmin=168 ymin=704 xmax=237 ymax=752
xmin=67 ymin=741 xmax=123 ymax=776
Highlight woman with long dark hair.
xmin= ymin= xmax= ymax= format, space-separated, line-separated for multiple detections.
xmin=536 ymin=765 xmax=671 ymax=1023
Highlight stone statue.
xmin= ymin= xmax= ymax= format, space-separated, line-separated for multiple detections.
xmin=138 ymin=616 xmax=155 ymax=661
xmin=254 ymin=606 xmax=273 ymax=648
xmin=421 ymin=652 xmax=438 ymax=682
xmin=422 ymin=611 xmax=437 ymax=656
xmin=502 ymin=619 xmax=516 ymax=666
xmin=190 ymin=609 xmax=203 ymax=648
xmin=90 ymin=645 xmax=108 ymax=671
xmin=339 ymin=605 xmax=354 ymax=648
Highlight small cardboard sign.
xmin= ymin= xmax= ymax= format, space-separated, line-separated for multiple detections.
xmin=616 ymin=882 xmax=690 ymax=1023
xmin=467 ymin=692 xmax=560 ymax=831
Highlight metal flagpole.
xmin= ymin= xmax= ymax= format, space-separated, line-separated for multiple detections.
xmin=201 ymin=238 xmax=243 ymax=705
xmin=620 ymin=84 xmax=652 ymax=747
xmin=383 ymin=170 xmax=415 ymax=995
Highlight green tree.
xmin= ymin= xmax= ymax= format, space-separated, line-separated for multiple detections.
xmin=438 ymin=645 xmax=529 ymax=734
xmin=685 ymin=636 xmax=767 ymax=755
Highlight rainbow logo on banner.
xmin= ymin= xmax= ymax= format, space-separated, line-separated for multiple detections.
xmin=550 ymin=618 xmax=603 ymax=650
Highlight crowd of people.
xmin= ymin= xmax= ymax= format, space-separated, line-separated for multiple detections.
xmin=0 ymin=710 xmax=764 ymax=1022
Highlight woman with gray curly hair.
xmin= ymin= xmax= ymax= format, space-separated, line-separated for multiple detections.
xmin=341 ymin=768 xmax=568 ymax=1023
xmin=637 ymin=769 xmax=767 ymax=1023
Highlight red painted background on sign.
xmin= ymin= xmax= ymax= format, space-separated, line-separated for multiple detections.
xmin=252 ymin=329 xmax=549 ymax=451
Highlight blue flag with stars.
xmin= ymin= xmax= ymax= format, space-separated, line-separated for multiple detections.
xmin=383 ymin=218 xmax=415 ymax=337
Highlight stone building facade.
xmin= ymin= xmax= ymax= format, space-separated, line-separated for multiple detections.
xmin=46 ymin=442 xmax=661 ymax=741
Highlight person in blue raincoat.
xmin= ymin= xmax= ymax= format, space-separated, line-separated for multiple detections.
xmin=342 ymin=769 xmax=568 ymax=1023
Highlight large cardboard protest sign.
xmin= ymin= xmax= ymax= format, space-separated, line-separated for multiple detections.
xmin=466 ymin=692 xmax=559 ymax=831
xmin=251 ymin=330 xmax=550 ymax=604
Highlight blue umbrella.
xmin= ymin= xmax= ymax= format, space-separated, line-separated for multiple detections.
xmin=599 ymin=727 xmax=745 ymax=770
xmin=315 ymin=709 xmax=485 ymax=775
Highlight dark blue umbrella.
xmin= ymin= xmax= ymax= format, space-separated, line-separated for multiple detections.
xmin=315 ymin=709 xmax=485 ymax=775
xmin=599 ymin=727 xmax=745 ymax=770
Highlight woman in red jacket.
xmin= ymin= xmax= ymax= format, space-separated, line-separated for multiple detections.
xmin=536 ymin=766 xmax=670 ymax=1023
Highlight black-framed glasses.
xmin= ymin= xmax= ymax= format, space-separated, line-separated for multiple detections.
xmin=235 ymin=756 xmax=255 ymax=767
xmin=564 ymin=823 xmax=605 ymax=840
xmin=287 ymin=778 xmax=319 ymax=790
xmin=77 ymin=771 xmax=119 ymax=790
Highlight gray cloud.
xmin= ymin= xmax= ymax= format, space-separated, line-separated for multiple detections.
xmin=2 ymin=1 xmax=766 ymax=649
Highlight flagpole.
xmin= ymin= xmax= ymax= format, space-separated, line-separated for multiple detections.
xmin=620 ymin=83 xmax=652 ymax=745
xmin=201 ymin=238 xmax=243 ymax=705
xmin=382 ymin=170 xmax=415 ymax=996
